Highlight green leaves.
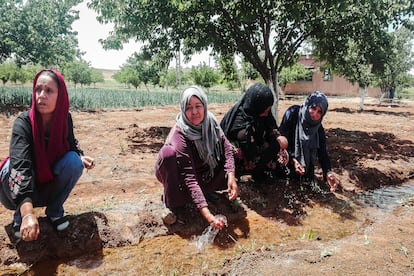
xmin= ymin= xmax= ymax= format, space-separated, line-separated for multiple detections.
xmin=88 ymin=0 xmax=413 ymax=115
xmin=0 ymin=0 xmax=81 ymax=67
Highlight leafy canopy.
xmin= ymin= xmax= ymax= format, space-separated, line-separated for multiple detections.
xmin=0 ymin=0 xmax=81 ymax=67
xmin=89 ymin=0 xmax=412 ymax=116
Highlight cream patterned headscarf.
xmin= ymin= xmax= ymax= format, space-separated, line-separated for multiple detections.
xmin=176 ymin=86 xmax=223 ymax=174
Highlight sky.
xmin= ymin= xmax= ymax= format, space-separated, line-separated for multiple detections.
xmin=72 ymin=1 xmax=212 ymax=70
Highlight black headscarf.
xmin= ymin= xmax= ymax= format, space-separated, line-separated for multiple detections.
xmin=221 ymin=83 xmax=274 ymax=138
xmin=241 ymin=83 xmax=274 ymax=117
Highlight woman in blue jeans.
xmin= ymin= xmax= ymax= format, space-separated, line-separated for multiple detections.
xmin=0 ymin=69 xmax=95 ymax=241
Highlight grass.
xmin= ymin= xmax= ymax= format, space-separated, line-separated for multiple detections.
xmin=2 ymin=81 xmax=412 ymax=111
xmin=400 ymin=87 xmax=414 ymax=100
xmin=0 ymin=85 xmax=241 ymax=111
xmin=300 ymin=228 xmax=315 ymax=240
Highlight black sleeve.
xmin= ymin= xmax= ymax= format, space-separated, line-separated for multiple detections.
xmin=8 ymin=112 xmax=35 ymax=207
xmin=263 ymin=114 xmax=278 ymax=143
xmin=279 ymin=105 xmax=300 ymax=155
xmin=317 ymin=125 xmax=332 ymax=177
xmin=68 ymin=113 xmax=84 ymax=156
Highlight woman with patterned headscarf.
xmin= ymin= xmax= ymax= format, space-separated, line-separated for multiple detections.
xmin=0 ymin=69 xmax=95 ymax=241
xmin=155 ymin=86 xmax=238 ymax=230
xmin=220 ymin=83 xmax=289 ymax=182
xmin=279 ymin=91 xmax=339 ymax=192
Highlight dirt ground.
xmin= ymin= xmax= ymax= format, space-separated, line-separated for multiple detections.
xmin=0 ymin=97 xmax=413 ymax=275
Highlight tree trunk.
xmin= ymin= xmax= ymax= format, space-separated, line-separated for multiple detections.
xmin=378 ymin=86 xmax=388 ymax=104
xmin=359 ymin=86 xmax=367 ymax=111
xmin=164 ymin=69 xmax=169 ymax=92
xmin=268 ymin=73 xmax=280 ymax=124
xmin=176 ymin=50 xmax=181 ymax=90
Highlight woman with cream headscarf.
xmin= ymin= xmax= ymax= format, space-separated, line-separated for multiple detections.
xmin=279 ymin=91 xmax=339 ymax=192
xmin=155 ymin=86 xmax=238 ymax=229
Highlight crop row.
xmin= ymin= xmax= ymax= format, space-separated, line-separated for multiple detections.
xmin=0 ymin=87 xmax=242 ymax=111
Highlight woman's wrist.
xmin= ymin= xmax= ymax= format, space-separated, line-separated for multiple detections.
xmin=227 ymin=171 xmax=236 ymax=181
xmin=200 ymin=207 xmax=215 ymax=224
xmin=22 ymin=213 xmax=34 ymax=221
xmin=20 ymin=202 xmax=34 ymax=219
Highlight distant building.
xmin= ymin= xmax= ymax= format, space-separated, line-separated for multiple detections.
xmin=284 ymin=55 xmax=380 ymax=97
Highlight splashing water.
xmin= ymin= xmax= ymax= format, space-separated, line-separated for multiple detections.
xmin=191 ymin=214 xmax=227 ymax=253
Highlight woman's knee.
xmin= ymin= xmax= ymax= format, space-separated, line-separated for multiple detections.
xmin=159 ymin=145 xmax=177 ymax=160
xmin=155 ymin=145 xmax=178 ymax=183
xmin=0 ymin=160 xmax=15 ymax=210
xmin=54 ymin=151 xmax=84 ymax=176
xmin=156 ymin=146 xmax=177 ymax=169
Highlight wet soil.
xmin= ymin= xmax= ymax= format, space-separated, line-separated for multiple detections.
xmin=0 ymin=97 xmax=413 ymax=275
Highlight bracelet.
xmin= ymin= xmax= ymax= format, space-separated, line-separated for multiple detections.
xmin=22 ymin=213 xmax=34 ymax=221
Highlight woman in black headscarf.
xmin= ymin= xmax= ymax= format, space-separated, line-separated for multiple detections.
xmin=220 ymin=83 xmax=288 ymax=182
xmin=279 ymin=91 xmax=339 ymax=192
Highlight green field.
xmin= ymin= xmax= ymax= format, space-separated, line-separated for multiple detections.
xmin=0 ymin=86 xmax=242 ymax=111
xmin=2 ymin=80 xmax=413 ymax=112
xmin=400 ymin=87 xmax=414 ymax=100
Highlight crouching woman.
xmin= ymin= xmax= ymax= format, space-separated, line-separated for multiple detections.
xmin=155 ymin=86 xmax=238 ymax=230
xmin=0 ymin=69 xmax=95 ymax=241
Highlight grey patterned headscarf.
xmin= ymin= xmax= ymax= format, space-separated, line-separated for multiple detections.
xmin=294 ymin=91 xmax=328 ymax=173
xmin=176 ymin=86 xmax=223 ymax=174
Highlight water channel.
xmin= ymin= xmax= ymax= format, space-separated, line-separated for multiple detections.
xmin=12 ymin=182 xmax=414 ymax=275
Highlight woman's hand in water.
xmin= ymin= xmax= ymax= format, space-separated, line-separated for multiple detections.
xmin=200 ymin=207 xmax=226 ymax=230
xmin=326 ymin=171 xmax=340 ymax=192
xmin=292 ymin=158 xmax=305 ymax=175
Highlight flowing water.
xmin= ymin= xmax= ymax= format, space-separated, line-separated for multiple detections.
xmin=190 ymin=214 xmax=228 ymax=253
xmin=354 ymin=183 xmax=414 ymax=211
xmin=11 ymin=182 xmax=414 ymax=275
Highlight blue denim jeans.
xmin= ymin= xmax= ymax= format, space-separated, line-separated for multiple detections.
xmin=0 ymin=151 xmax=84 ymax=224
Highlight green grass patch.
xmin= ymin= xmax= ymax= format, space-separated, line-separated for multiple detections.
xmin=399 ymin=87 xmax=414 ymax=100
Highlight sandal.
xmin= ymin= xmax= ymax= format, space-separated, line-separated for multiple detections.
xmin=49 ymin=216 xmax=70 ymax=231
xmin=161 ymin=208 xmax=177 ymax=225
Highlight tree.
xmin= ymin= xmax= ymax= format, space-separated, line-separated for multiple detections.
xmin=88 ymin=0 xmax=412 ymax=119
xmin=63 ymin=61 xmax=92 ymax=88
xmin=0 ymin=0 xmax=81 ymax=67
xmin=121 ymin=52 xmax=161 ymax=91
xmin=90 ymin=69 xmax=105 ymax=87
xmin=112 ymin=70 xmax=129 ymax=87
xmin=279 ymin=62 xmax=312 ymax=92
xmin=326 ymin=39 xmax=374 ymax=111
xmin=0 ymin=0 xmax=20 ymax=64
xmin=238 ymin=59 xmax=260 ymax=92
xmin=190 ymin=63 xmax=219 ymax=90
xmin=313 ymin=2 xmax=414 ymax=110
xmin=217 ymin=54 xmax=240 ymax=90
xmin=0 ymin=63 xmax=38 ymax=85
xmin=0 ymin=63 xmax=14 ymax=85
xmin=114 ymin=66 xmax=141 ymax=90
xmin=373 ymin=27 xmax=414 ymax=101
xmin=123 ymin=67 xmax=141 ymax=90
xmin=159 ymin=69 xmax=178 ymax=90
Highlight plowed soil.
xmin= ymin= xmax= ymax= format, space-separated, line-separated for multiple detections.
xmin=0 ymin=97 xmax=413 ymax=275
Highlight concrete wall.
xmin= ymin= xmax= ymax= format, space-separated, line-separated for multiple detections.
xmin=284 ymin=56 xmax=381 ymax=97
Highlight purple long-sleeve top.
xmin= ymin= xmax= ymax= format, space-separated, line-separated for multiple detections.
xmin=164 ymin=124 xmax=235 ymax=209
